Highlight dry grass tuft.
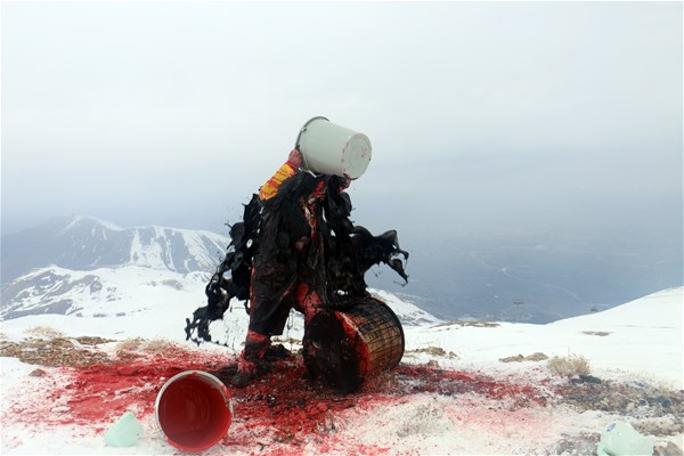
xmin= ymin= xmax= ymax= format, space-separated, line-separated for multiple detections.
xmin=406 ymin=346 xmax=459 ymax=359
xmin=74 ymin=336 xmax=115 ymax=345
xmin=24 ymin=326 xmax=65 ymax=339
xmin=114 ymin=337 xmax=145 ymax=359
xmin=143 ymin=339 xmax=177 ymax=354
xmin=114 ymin=337 xmax=180 ymax=359
xmin=0 ymin=337 xmax=109 ymax=367
xmin=434 ymin=320 xmax=499 ymax=328
xmin=525 ymin=352 xmax=550 ymax=361
xmin=547 ymin=354 xmax=591 ymax=377
xmin=582 ymin=331 xmax=611 ymax=337
xmin=500 ymin=352 xmax=549 ymax=363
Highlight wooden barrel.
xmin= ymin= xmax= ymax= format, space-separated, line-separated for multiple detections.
xmin=303 ymin=296 xmax=404 ymax=393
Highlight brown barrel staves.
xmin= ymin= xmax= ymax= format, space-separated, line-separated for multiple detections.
xmin=303 ymin=296 xmax=404 ymax=393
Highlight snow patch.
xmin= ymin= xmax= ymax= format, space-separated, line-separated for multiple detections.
xmin=58 ymin=215 xmax=122 ymax=234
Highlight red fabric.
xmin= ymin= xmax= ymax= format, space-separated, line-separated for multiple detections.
xmin=293 ymin=282 xmax=323 ymax=324
xmin=238 ymin=329 xmax=271 ymax=373
xmin=246 ymin=329 xmax=270 ymax=346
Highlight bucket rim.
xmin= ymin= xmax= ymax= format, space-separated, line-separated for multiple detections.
xmin=154 ymin=369 xmax=232 ymax=452
xmin=295 ymin=115 xmax=330 ymax=151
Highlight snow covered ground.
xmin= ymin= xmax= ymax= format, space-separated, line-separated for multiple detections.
xmin=1 ymin=287 xmax=682 ymax=454
xmin=405 ymin=287 xmax=683 ymax=388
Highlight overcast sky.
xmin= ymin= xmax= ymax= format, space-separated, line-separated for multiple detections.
xmin=2 ymin=2 xmax=682 ymax=247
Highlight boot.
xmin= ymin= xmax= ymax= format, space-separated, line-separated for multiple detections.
xmin=230 ymin=357 xmax=260 ymax=387
xmin=230 ymin=330 xmax=270 ymax=387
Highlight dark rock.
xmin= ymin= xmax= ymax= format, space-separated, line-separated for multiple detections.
xmin=547 ymin=432 xmax=600 ymax=455
xmin=29 ymin=368 xmax=48 ymax=377
xmin=570 ymin=374 xmax=602 ymax=384
xmin=655 ymin=396 xmax=673 ymax=408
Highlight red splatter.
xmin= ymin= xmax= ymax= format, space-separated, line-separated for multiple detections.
xmin=8 ymin=346 xmax=229 ymax=426
xmin=350 ymin=444 xmax=392 ymax=455
xmin=393 ymin=364 xmax=548 ymax=408
xmin=225 ymin=359 xmax=365 ymax=447
xmin=7 ymin=346 xmax=548 ymax=449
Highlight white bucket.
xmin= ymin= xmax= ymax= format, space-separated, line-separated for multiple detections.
xmin=295 ymin=116 xmax=372 ymax=180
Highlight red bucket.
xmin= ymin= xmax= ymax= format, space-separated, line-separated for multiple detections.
xmin=155 ymin=370 xmax=232 ymax=452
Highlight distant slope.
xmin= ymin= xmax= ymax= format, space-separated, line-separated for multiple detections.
xmin=549 ymin=287 xmax=683 ymax=329
xmin=406 ymin=287 xmax=683 ymax=386
xmin=370 ymin=289 xmax=442 ymax=326
xmin=1 ymin=215 xmax=228 ymax=283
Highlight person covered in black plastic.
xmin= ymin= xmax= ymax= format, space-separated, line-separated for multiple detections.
xmin=187 ymin=148 xmax=409 ymax=387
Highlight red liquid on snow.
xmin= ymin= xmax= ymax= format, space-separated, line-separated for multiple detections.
xmin=6 ymin=345 xmax=548 ymax=449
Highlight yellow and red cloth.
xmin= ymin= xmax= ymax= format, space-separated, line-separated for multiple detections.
xmin=258 ymin=161 xmax=298 ymax=201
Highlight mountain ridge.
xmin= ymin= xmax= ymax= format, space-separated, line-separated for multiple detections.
xmin=1 ymin=215 xmax=439 ymax=326
xmin=1 ymin=215 xmax=229 ymax=283
xmin=0 ymin=263 xmax=440 ymax=331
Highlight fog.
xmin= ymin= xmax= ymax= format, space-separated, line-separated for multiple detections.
xmin=2 ymin=2 xmax=682 ymax=319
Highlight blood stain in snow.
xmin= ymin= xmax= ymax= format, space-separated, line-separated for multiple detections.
xmin=7 ymin=346 xmax=548 ymax=445
xmin=6 ymin=346 xmax=229 ymax=427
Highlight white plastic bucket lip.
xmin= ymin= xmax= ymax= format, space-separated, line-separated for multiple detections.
xmin=154 ymin=370 xmax=232 ymax=451
xmin=295 ymin=115 xmax=330 ymax=150
xmin=296 ymin=116 xmax=330 ymax=172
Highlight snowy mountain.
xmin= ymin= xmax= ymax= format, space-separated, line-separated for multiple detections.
xmin=1 ymin=215 xmax=227 ymax=320
xmin=0 ymin=216 xmax=441 ymax=329
xmin=0 ymin=266 xmax=210 ymax=320
xmin=0 ymin=263 xmax=439 ymax=336
xmin=1 ymin=215 xmax=228 ymax=283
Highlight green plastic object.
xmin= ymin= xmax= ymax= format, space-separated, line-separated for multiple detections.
xmin=104 ymin=411 xmax=144 ymax=448
xmin=597 ymin=421 xmax=653 ymax=456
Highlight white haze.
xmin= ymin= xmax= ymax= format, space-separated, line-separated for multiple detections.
xmin=1 ymin=2 xmax=682 ymax=314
